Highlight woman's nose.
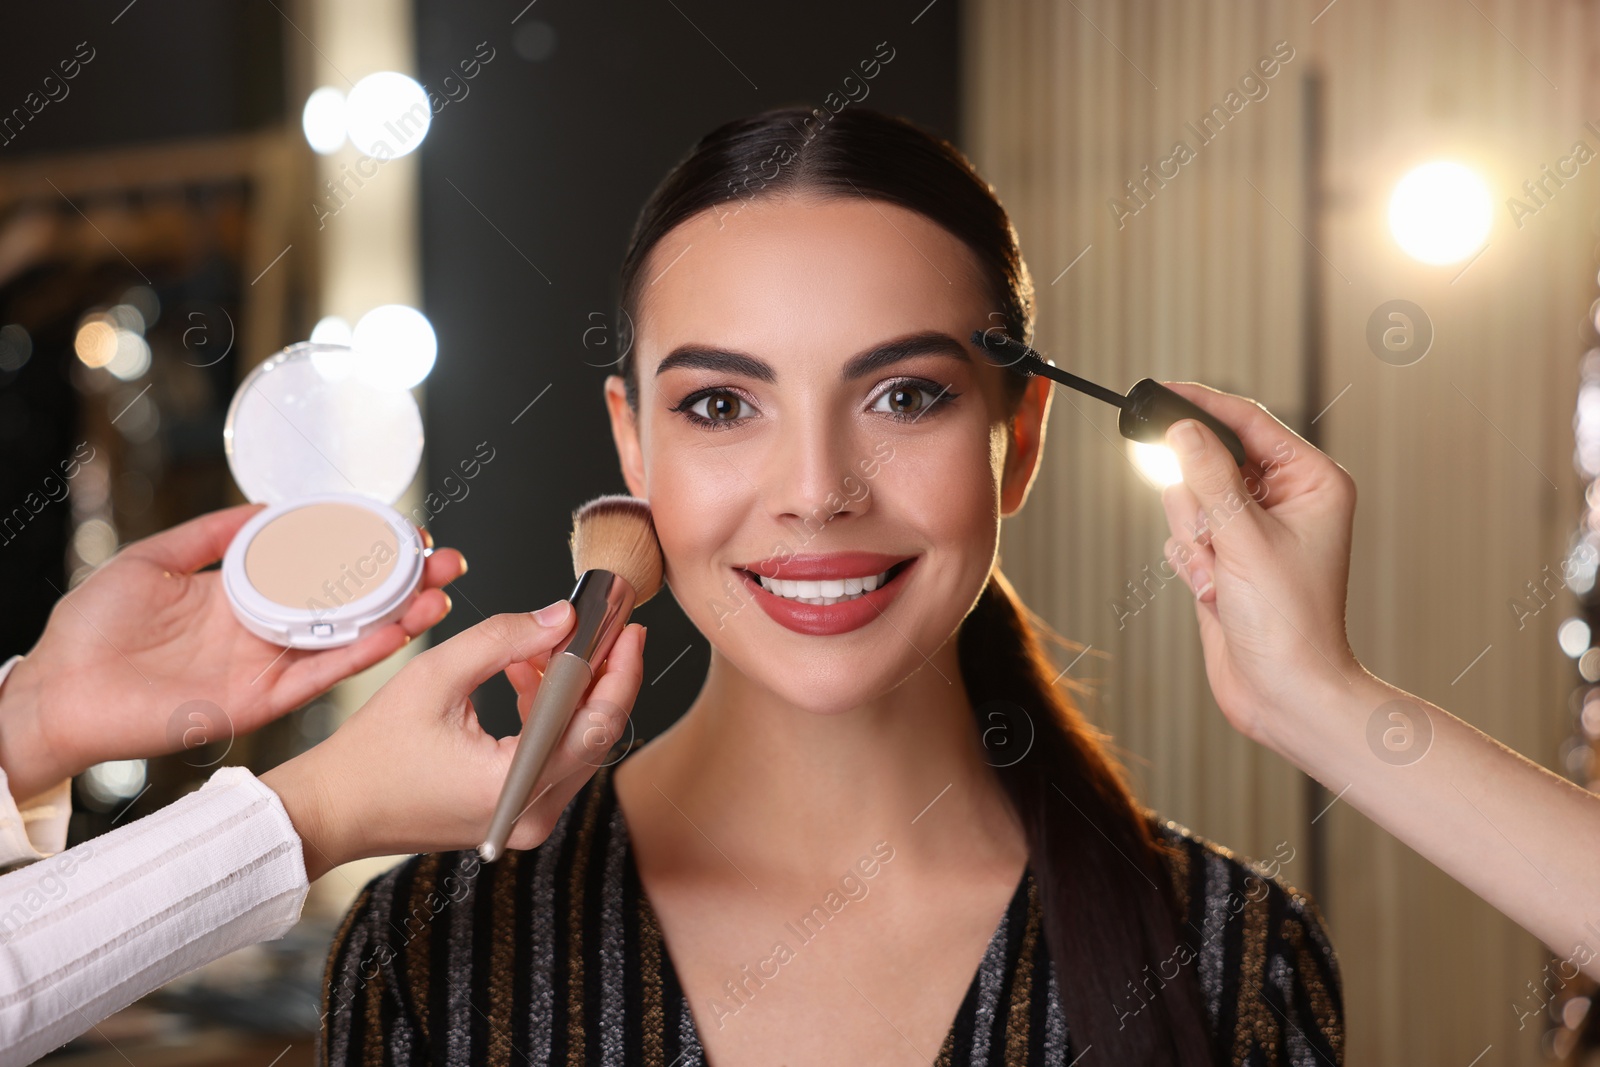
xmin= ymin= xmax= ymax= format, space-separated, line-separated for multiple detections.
xmin=762 ymin=420 xmax=872 ymax=532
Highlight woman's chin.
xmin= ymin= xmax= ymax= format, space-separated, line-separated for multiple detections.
xmin=740 ymin=661 xmax=928 ymax=717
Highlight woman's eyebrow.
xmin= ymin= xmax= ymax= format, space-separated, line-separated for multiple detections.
xmin=840 ymin=331 xmax=971 ymax=379
xmin=652 ymin=331 xmax=971 ymax=382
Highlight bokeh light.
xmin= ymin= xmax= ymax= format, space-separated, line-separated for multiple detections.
xmin=353 ymin=304 xmax=436 ymax=388
xmin=345 ymin=72 xmax=431 ymax=158
xmin=1388 ymin=161 xmax=1493 ymax=265
xmin=302 ymin=86 xmax=348 ymax=154
xmin=1128 ymin=440 xmax=1184 ymax=489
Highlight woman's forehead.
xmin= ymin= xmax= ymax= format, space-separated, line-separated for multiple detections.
xmin=635 ymin=196 xmax=985 ymax=373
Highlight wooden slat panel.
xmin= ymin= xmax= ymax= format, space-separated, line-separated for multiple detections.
xmin=966 ymin=0 xmax=1600 ymax=1062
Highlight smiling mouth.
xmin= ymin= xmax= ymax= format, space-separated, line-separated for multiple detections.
xmin=738 ymin=559 xmax=913 ymax=606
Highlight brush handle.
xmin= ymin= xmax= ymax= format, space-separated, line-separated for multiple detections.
xmin=479 ymin=651 xmax=594 ymax=861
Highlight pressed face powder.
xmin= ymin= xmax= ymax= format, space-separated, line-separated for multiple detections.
xmin=244 ymin=501 xmax=401 ymax=610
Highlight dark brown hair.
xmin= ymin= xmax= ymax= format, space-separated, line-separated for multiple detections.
xmin=613 ymin=104 xmax=1213 ymax=1064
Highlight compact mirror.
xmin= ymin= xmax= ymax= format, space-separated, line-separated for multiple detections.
xmin=220 ymin=342 xmax=426 ymax=648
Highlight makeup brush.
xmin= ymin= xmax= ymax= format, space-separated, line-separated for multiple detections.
xmin=970 ymin=329 xmax=1248 ymax=466
xmin=479 ymin=495 xmax=664 ymax=862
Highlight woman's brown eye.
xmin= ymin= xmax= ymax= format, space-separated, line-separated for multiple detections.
xmin=884 ymin=386 xmax=924 ymax=414
xmin=694 ymin=390 xmax=743 ymax=421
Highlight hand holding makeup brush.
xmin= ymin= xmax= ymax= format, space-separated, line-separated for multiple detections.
xmin=260 ymin=604 xmax=648 ymax=879
xmin=0 ymin=504 xmax=467 ymax=801
xmin=480 ymin=495 xmax=664 ymax=861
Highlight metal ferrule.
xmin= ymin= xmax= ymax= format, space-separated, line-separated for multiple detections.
xmin=552 ymin=568 xmax=637 ymax=665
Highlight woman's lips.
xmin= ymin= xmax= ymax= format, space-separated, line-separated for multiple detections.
xmin=734 ymin=555 xmax=917 ymax=636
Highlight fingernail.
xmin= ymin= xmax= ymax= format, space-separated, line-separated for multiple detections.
xmin=535 ymin=600 xmax=572 ymax=625
xmin=1191 ymin=569 xmax=1214 ymax=600
xmin=457 ymin=555 xmax=469 ymax=578
xmin=1169 ymin=419 xmax=1204 ymax=460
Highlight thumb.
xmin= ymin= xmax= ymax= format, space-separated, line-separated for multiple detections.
xmin=122 ymin=503 xmax=266 ymax=573
xmin=1165 ymin=419 xmax=1266 ymax=551
xmin=415 ymin=602 xmax=576 ymax=700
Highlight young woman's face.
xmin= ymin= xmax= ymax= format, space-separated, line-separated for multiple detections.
xmin=605 ymin=194 xmax=1049 ymax=714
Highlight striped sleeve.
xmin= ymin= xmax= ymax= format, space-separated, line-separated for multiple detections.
xmin=1154 ymin=821 xmax=1344 ymax=1067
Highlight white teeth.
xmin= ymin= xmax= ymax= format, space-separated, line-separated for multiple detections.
xmin=756 ymin=568 xmax=892 ymax=602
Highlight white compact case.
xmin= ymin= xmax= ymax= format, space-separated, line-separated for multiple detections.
xmin=221 ymin=341 xmax=426 ymax=648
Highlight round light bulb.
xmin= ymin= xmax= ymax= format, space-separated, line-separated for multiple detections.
xmin=302 ymin=87 xmax=348 ymax=154
xmin=1388 ymin=161 xmax=1493 ymax=265
xmin=345 ymin=73 xmax=431 ymax=159
xmin=353 ymin=304 xmax=437 ymax=389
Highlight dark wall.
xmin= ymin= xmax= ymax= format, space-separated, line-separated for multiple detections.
xmin=413 ymin=1 xmax=962 ymax=737
xmin=0 ymin=1 xmax=283 ymax=157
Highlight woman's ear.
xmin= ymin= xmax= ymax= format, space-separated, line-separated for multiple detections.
xmin=604 ymin=376 xmax=648 ymax=498
xmin=999 ymin=374 xmax=1052 ymax=517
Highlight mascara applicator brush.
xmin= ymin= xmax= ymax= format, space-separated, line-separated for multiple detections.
xmin=970 ymin=329 xmax=1248 ymax=466
xmin=479 ymin=495 xmax=664 ymax=862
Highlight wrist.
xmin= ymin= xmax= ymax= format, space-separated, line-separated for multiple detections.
xmin=1266 ymin=661 xmax=1401 ymax=780
xmin=0 ymin=655 xmax=70 ymax=802
xmin=260 ymin=755 xmax=343 ymax=882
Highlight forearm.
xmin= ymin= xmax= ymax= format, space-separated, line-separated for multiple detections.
xmin=0 ymin=767 xmax=310 ymax=1066
xmin=1277 ymin=670 xmax=1600 ymax=977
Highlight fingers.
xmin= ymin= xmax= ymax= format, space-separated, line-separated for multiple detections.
xmin=1160 ymin=381 xmax=1350 ymax=504
xmin=396 ymin=587 xmax=452 ymax=637
xmin=1160 ymin=483 xmax=1216 ymax=602
xmin=415 ymin=603 xmax=576 ymax=699
xmin=422 ymin=547 xmax=467 ymax=590
xmin=1158 ymin=382 xmax=1306 ymax=471
xmin=1164 ymin=416 xmax=1270 ymax=558
xmin=121 ymin=504 xmax=266 ymax=573
xmin=565 ymin=623 xmax=647 ymax=765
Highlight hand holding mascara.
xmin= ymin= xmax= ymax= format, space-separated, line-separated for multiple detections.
xmin=971 ymin=329 xmax=1249 ymax=466
xmin=479 ymin=495 xmax=664 ymax=862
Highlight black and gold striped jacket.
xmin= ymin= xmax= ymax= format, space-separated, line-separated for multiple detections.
xmin=318 ymin=757 xmax=1342 ymax=1066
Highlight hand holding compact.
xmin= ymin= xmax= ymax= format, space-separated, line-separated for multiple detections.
xmin=261 ymin=606 xmax=647 ymax=880
xmin=0 ymin=504 xmax=465 ymax=800
xmin=1155 ymin=382 xmax=1368 ymax=749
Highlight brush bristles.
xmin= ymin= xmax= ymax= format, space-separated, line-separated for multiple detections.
xmin=569 ymin=495 xmax=665 ymax=604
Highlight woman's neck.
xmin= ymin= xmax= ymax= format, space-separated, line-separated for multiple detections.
xmin=612 ymin=638 xmax=1028 ymax=888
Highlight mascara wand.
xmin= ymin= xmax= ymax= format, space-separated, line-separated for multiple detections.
xmin=970 ymin=330 xmax=1248 ymax=467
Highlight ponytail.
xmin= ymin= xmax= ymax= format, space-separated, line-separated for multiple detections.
xmin=958 ymin=570 xmax=1213 ymax=1064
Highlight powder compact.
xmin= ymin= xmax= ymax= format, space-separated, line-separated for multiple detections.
xmin=220 ymin=341 xmax=426 ymax=648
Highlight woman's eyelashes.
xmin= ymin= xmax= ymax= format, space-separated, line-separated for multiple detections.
xmin=670 ymin=378 xmax=960 ymax=431
xmin=870 ymin=377 xmax=961 ymax=422
xmin=671 ymin=386 xmax=758 ymax=431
